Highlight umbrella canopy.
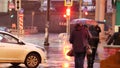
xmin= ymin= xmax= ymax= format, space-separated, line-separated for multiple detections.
xmin=71 ymin=18 xmax=97 ymax=25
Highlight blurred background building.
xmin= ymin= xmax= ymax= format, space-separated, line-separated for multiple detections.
xmin=0 ymin=0 xmax=112 ymax=33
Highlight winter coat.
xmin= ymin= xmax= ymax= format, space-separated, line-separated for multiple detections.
xmin=88 ymin=25 xmax=101 ymax=47
xmin=69 ymin=25 xmax=90 ymax=53
xmin=107 ymin=32 xmax=120 ymax=45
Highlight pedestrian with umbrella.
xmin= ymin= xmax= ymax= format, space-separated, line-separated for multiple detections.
xmin=69 ymin=23 xmax=91 ymax=68
xmin=87 ymin=23 xmax=101 ymax=68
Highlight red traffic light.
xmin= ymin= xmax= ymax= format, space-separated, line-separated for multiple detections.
xmin=63 ymin=7 xmax=71 ymax=18
xmin=66 ymin=7 xmax=71 ymax=16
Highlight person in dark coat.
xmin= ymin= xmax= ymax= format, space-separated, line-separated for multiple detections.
xmin=87 ymin=24 xmax=101 ymax=68
xmin=105 ymin=28 xmax=113 ymax=41
xmin=107 ymin=27 xmax=120 ymax=45
xmin=69 ymin=24 xmax=90 ymax=68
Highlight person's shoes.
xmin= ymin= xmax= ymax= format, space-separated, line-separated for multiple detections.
xmin=87 ymin=64 xmax=93 ymax=68
xmin=87 ymin=67 xmax=93 ymax=68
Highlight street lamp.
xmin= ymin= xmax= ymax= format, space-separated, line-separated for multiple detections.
xmin=31 ymin=11 xmax=35 ymax=31
xmin=44 ymin=0 xmax=50 ymax=46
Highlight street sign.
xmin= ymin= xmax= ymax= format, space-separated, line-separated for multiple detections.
xmin=64 ymin=0 xmax=73 ymax=6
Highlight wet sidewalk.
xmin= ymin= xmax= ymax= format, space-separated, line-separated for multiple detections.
xmin=22 ymin=33 xmax=100 ymax=68
xmin=44 ymin=44 xmax=100 ymax=68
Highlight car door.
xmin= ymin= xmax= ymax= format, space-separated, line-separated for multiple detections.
xmin=0 ymin=33 xmax=25 ymax=62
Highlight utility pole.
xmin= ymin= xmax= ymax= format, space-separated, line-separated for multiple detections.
xmin=112 ymin=0 xmax=116 ymax=33
xmin=15 ymin=0 xmax=22 ymax=36
xmin=64 ymin=0 xmax=73 ymax=35
xmin=95 ymin=0 xmax=105 ymax=45
xmin=112 ymin=8 xmax=116 ymax=33
xmin=66 ymin=7 xmax=71 ymax=35
xmin=44 ymin=0 xmax=50 ymax=46
xmin=79 ymin=0 xmax=82 ymax=18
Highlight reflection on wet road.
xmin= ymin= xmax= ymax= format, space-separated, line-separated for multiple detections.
xmin=45 ymin=45 xmax=75 ymax=68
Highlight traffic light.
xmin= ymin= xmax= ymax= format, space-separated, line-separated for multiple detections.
xmin=84 ymin=11 xmax=88 ymax=16
xmin=15 ymin=0 xmax=21 ymax=11
xmin=83 ymin=6 xmax=88 ymax=16
xmin=9 ymin=9 xmax=14 ymax=18
xmin=66 ymin=7 xmax=71 ymax=16
xmin=63 ymin=7 xmax=71 ymax=18
xmin=64 ymin=0 xmax=73 ymax=6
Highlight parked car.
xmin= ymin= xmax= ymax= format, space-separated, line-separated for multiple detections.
xmin=0 ymin=31 xmax=47 ymax=68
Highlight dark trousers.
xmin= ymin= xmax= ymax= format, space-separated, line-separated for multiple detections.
xmin=87 ymin=38 xmax=99 ymax=68
xmin=74 ymin=52 xmax=86 ymax=68
xmin=87 ymin=48 xmax=97 ymax=68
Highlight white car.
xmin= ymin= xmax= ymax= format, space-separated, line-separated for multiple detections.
xmin=0 ymin=31 xmax=47 ymax=68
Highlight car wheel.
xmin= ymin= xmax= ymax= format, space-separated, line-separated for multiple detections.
xmin=11 ymin=63 xmax=20 ymax=66
xmin=25 ymin=53 xmax=40 ymax=68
